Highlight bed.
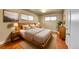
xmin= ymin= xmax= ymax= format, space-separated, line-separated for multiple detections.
xmin=18 ymin=23 xmax=52 ymax=48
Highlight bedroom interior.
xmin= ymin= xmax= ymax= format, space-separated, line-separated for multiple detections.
xmin=0 ymin=9 xmax=68 ymax=49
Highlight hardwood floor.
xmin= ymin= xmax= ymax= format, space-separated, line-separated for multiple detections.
xmin=53 ymin=32 xmax=68 ymax=49
xmin=0 ymin=33 xmax=68 ymax=49
xmin=46 ymin=33 xmax=68 ymax=49
xmin=0 ymin=39 xmax=37 ymax=49
xmin=0 ymin=39 xmax=23 ymax=49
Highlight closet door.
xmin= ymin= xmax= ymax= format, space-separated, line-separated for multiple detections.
xmin=70 ymin=9 xmax=79 ymax=49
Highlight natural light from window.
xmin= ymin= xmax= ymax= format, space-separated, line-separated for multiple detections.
xmin=21 ymin=14 xmax=33 ymax=20
xmin=28 ymin=16 xmax=33 ymax=20
xmin=45 ymin=16 xmax=57 ymax=21
xmin=21 ymin=14 xmax=28 ymax=20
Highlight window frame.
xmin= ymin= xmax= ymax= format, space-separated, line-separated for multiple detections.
xmin=20 ymin=14 xmax=28 ymax=20
xmin=45 ymin=16 xmax=57 ymax=21
xmin=20 ymin=14 xmax=33 ymax=21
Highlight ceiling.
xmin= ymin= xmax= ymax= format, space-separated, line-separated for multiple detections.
xmin=24 ymin=9 xmax=63 ymax=15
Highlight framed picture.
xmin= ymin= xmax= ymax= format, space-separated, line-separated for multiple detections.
xmin=3 ymin=10 xmax=19 ymax=22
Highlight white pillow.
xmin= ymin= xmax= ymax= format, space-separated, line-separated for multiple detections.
xmin=35 ymin=22 xmax=40 ymax=28
xmin=30 ymin=24 xmax=36 ymax=28
xmin=22 ymin=25 xmax=31 ymax=30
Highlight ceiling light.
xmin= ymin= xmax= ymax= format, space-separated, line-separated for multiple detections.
xmin=41 ymin=9 xmax=47 ymax=13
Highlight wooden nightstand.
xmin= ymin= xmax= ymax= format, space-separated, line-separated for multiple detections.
xmin=11 ymin=32 xmax=20 ymax=42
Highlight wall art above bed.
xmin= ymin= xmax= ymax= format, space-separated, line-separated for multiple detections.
xmin=3 ymin=10 xmax=19 ymax=22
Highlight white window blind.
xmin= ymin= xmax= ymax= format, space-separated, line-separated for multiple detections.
xmin=45 ymin=16 xmax=57 ymax=21
xmin=28 ymin=16 xmax=33 ymax=20
xmin=21 ymin=14 xmax=28 ymax=20
xmin=21 ymin=14 xmax=33 ymax=20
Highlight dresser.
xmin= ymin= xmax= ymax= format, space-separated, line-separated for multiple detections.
xmin=11 ymin=32 xmax=20 ymax=42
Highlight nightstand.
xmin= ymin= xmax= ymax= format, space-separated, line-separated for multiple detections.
xmin=11 ymin=32 xmax=20 ymax=42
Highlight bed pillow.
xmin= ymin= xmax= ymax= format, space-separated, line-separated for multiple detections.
xmin=22 ymin=24 xmax=31 ymax=30
xmin=30 ymin=24 xmax=36 ymax=28
xmin=35 ymin=23 xmax=40 ymax=28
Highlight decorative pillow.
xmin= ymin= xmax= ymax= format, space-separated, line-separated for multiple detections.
xmin=35 ymin=22 xmax=40 ymax=28
xmin=35 ymin=23 xmax=40 ymax=28
xmin=30 ymin=24 xmax=36 ymax=28
xmin=22 ymin=25 xmax=31 ymax=30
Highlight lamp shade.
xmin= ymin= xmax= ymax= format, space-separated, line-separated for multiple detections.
xmin=13 ymin=22 xmax=18 ymax=27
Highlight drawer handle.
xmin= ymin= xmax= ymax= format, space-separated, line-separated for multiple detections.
xmin=66 ymin=33 xmax=70 ymax=35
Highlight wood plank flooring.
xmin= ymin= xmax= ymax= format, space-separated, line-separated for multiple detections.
xmin=0 ymin=33 xmax=68 ymax=49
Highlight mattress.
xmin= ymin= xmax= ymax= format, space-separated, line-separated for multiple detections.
xmin=34 ymin=29 xmax=51 ymax=44
xmin=20 ymin=29 xmax=34 ymax=40
xmin=26 ymin=28 xmax=44 ymax=34
xmin=20 ymin=28 xmax=52 ymax=47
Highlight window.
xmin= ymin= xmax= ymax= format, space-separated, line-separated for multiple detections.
xmin=28 ymin=16 xmax=33 ymax=20
xmin=21 ymin=14 xmax=33 ymax=20
xmin=51 ymin=17 xmax=57 ymax=21
xmin=21 ymin=14 xmax=28 ymax=20
xmin=45 ymin=16 xmax=57 ymax=21
xmin=45 ymin=17 xmax=50 ymax=21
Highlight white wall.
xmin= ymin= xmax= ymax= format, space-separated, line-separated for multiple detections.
xmin=39 ymin=12 xmax=63 ymax=30
xmin=64 ymin=9 xmax=71 ymax=48
xmin=0 ymin=9 xmax=12 ymax=45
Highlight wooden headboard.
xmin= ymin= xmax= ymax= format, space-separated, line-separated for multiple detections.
xmin=18 ymin=22 xmax=41 ymax=29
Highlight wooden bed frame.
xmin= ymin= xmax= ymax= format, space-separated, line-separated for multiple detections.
xmin=18 ymin=22 xmax=41 ymax=29
xmin=16 ymin=22 xmax=52 ymax=48
xmin=18 ymin=32 xmax=52 ymax=48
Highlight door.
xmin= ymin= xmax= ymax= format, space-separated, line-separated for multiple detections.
xmin=70 ymin=9 xmax=79 ymax=49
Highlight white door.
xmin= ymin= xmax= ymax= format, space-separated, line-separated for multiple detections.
xmin=70 ymin=9 xmax=79 ymax=49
